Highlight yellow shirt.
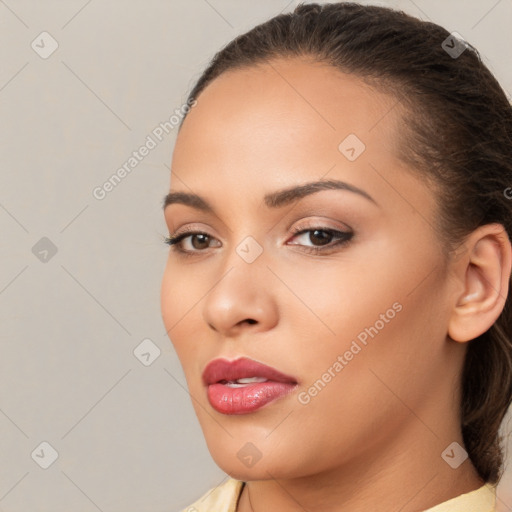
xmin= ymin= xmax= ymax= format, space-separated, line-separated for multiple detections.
xmin=181 ymin=478 xmax=496 ymax=512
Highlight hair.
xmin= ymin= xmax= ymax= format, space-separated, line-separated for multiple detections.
xmin=178 ymin=2 xmax=512 ymax=484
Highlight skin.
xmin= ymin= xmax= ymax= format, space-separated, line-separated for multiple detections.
xmin=161 ymin=58 xmax=511 ymax=512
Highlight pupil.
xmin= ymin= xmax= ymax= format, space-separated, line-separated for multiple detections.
xmin=192 ymin=234 xmax=209 ymax=249
xmin=311 ymin=229 xmax=331 ymax=246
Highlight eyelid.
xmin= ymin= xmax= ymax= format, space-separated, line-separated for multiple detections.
xmin=168 ymin=217 xmax=351 ymax=242
xmin=286 ymin=216 xmax=353 ymax=236
xmin=168 ymin=223 xmax=217 ymax=238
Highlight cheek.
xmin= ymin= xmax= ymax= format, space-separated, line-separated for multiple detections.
xmin=257 ymin=297 xmax=440 ymax=474
xmin=280 ymin=248 xmax=446 ymax=415
xmin=273 ymin=252 xmax=403 ymax=349
xmin=160 ymin=261 xmax=201 ymax=359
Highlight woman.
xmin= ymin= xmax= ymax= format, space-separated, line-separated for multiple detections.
xmin=160 ymin=3 xmax=512 ymax=511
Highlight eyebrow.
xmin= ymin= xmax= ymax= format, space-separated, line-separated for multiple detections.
xmin=162 ymin=179 xmax=378 ymax=212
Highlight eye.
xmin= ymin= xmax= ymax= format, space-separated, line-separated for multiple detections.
xmin=164 ymin=225 xmax=354 ymax=257
xmin=164 ymin=229 xmax=220 ymax=257
xmin=287 ymin=226 xmax=353 ymax=254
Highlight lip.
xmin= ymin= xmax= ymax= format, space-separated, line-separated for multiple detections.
xmin=202 ymin=357 xmax=298 ymax=415
xmin=202 ymin=357 xmax=298 ymax=386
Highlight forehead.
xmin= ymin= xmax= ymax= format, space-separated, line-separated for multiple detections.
xmin=174 ymin=57 xmax=402 ymax=169
xmin=168 ymin=57 xmax=434 ymax=224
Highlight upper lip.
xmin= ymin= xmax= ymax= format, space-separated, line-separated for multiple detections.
xmin=202 ymin=357 xmax=298 ymax=386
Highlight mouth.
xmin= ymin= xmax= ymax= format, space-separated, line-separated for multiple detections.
xmin=216 ymin=376 xmax=270 ymax=387
xmin=202 ymin=357 xmax=298 ymax=414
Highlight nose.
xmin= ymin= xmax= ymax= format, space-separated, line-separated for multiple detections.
xmin=201 ymin=251 xmax=278 ymax=337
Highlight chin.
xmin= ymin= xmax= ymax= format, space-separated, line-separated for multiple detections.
xmin=208 ymin=441 xmax=302 ymax=481
xmin=214 ymin=458 xmax=283 ymax=481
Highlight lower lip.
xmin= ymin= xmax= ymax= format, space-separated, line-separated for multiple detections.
xmin=207 ymin=381 xmax=297 ymax=414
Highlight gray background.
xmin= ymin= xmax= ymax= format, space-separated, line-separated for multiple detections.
xmin=1 ymin=1 xmax=511 ymax=511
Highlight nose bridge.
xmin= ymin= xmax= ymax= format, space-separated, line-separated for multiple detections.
xmin=233 ymin=233 xmax=266 ymax=266
xmin=218 ymin=209 xmax=269 ymax=272
xmin=201 ymin=231 xmax=276 ymax=334
xmin=213 ymin=232 xmax=268 ymax=302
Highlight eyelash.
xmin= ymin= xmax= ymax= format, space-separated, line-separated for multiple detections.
xmin=164 ymin=225 xmax=353 ymax=258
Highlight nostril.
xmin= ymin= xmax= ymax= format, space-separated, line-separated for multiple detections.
xmin=245 ymin=319 xmax=257 ymax=325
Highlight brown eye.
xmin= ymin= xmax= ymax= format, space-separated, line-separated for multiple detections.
xmin=288 ymin=227 xmax=354 ymax=255
xmin=190 ymin=233 xmax=211 ymax=250
xmin=164 ymin=230 xmax=221 ymax=256
xmin=308 ymin=229 xmax=333 ymax=246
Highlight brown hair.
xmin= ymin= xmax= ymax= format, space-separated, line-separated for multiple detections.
xmin=178 ymin=2 xmax=512 ymax=484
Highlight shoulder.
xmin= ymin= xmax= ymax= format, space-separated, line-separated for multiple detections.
xmin=179 ymin=478 xmax=245 ymax=512
xmin=424 ymin=483 xmax=497 ymax=512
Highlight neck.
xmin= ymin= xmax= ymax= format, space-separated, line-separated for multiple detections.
xmin=238 ymin=417 xmax=484 ymax=512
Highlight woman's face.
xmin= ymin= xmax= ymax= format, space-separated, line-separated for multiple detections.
xmin=161 ymin=58 xmax=460 ymax=480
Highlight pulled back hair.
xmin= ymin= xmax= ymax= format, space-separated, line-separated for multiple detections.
xmin=178 ymin=2 xmax=512 ymax=484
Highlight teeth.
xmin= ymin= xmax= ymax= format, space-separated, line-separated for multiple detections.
xmin=222 ymin=376 xmax=268 ymax=388
xmin=236 ymin=377 xmax=268 ymax=384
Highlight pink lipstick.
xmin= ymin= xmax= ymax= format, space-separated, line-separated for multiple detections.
xmin=202 ymin=357 xmax=298 ymax=414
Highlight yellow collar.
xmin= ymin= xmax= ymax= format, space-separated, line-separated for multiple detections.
xmin=183 ymin=479 xmax=496 ymax=512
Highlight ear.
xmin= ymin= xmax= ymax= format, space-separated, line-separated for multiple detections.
xmin=448 ymin=223 xmax=512 ymax=343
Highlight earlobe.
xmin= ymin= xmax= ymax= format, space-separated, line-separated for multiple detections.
xmin=448 ymin=223 xmax=512 ymax=343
